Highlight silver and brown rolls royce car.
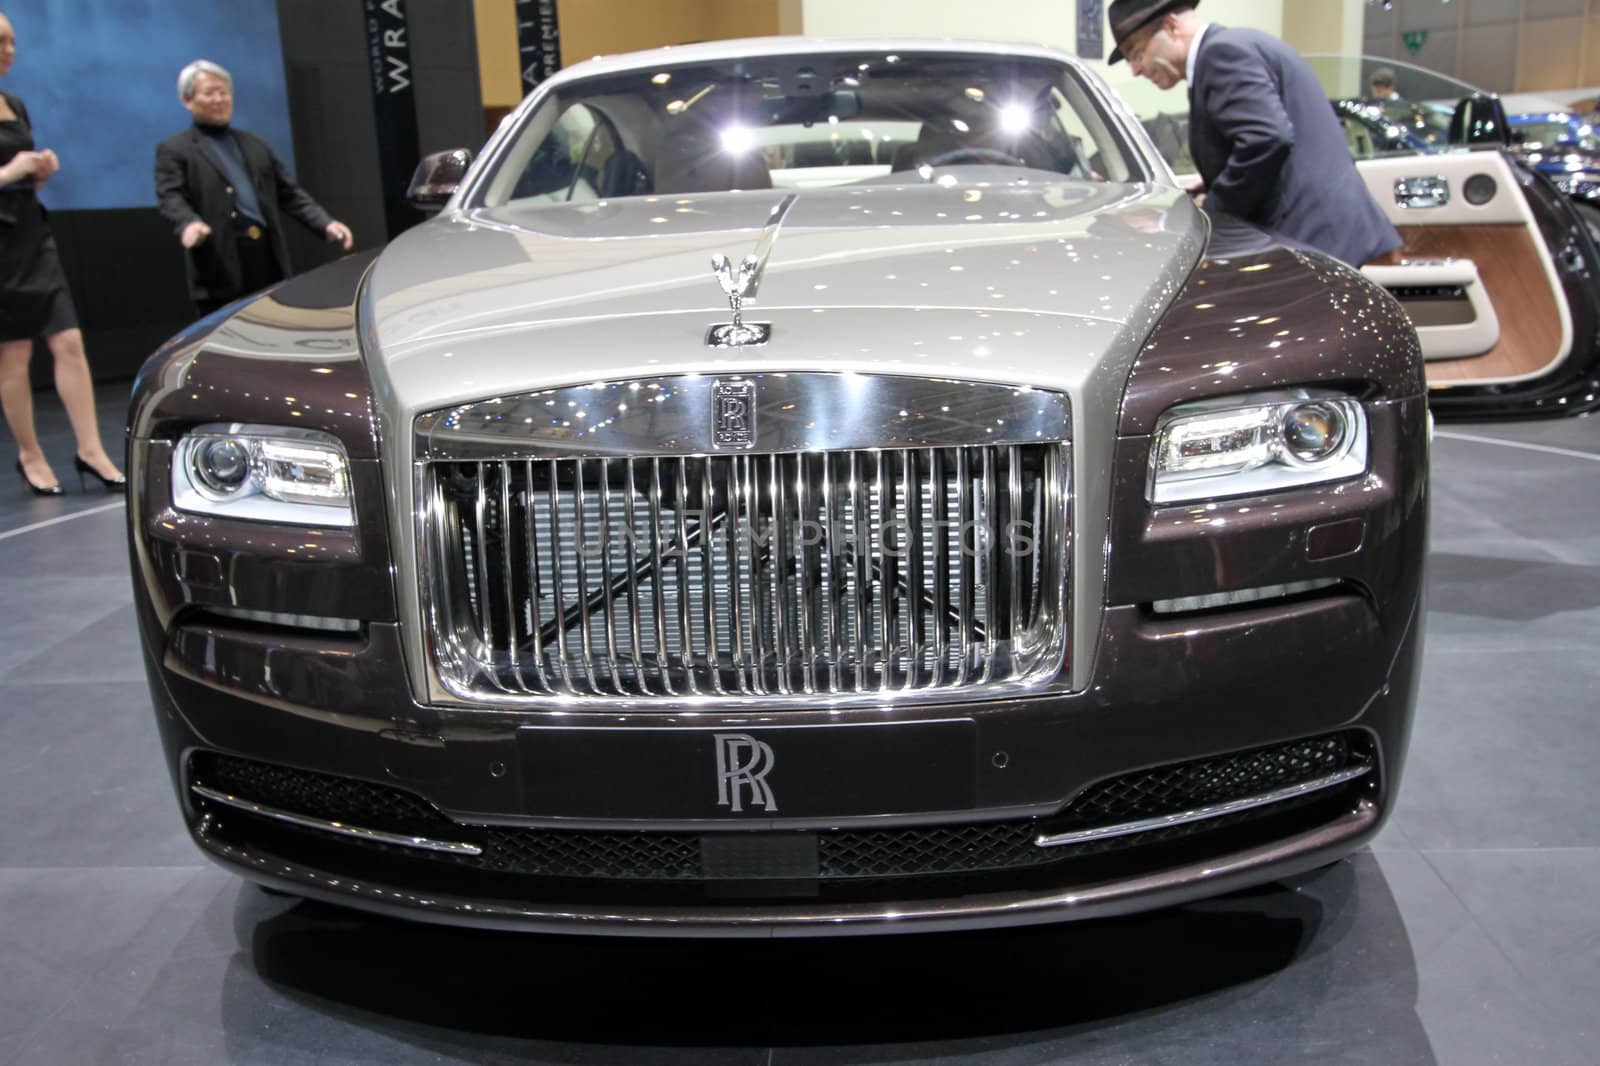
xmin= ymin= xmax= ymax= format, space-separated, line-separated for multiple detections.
xmin=128 ymin=38 xmax=1433 ymax=936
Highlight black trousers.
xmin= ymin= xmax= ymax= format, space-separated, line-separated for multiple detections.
xmin=194 ymin=221 xmax=283 ymax=316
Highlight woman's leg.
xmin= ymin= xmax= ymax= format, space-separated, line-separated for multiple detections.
xmin=0 ymin=337 xmax=60 ymax=488
xmin=45 ymin=328 xmax=122 ymax=480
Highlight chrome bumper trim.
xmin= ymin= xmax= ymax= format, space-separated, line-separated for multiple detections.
xmin=1033 ymin=764 xmax=1372 ymax=849
xmin=195 ymin=800 xmax=1379 ymax=938
xmin=191 ymin=784 xmax=483 ymax=857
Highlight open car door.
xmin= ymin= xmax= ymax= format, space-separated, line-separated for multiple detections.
xmin=1352 ymin=142 xmax=1600 ymax=419
xmin=1128 ymin=55 xmax=1600 ymax=419
xmin=1358 ymin=150 xmax=1565 ymax=376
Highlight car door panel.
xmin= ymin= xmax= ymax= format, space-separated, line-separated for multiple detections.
xmin=1354 ymin=151 xmax=1575 ymax=386
xmin=1360 ymin=259 xmax=1500 ymax=361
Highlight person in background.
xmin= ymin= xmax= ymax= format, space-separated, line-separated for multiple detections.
xmin=155 ymin=59 xmax=353 ymax=316
xmin=0 ymin=10 xmax=125 ymax=496
xmin=1369 ymin=67 xmax=1401 ymax=101
xmin=1108 ymin=0 xmax=1402 ymax=268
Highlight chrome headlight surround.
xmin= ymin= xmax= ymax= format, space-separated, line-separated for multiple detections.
xmin=1148 ymin=389 xmax=1368 ymax=505
xmin=171 ymin=423 xmax=355 ymax=527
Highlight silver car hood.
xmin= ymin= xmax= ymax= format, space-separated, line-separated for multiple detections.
xmin=362 ymin=178 xmax=1207 ymax=699
xmin=365 ymin=179 xmax=1204 ymax=408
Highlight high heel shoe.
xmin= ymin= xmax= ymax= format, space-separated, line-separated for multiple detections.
xmin=74 ymin=455 xmax=127 ymax=493
xmin=16 ymin=460 xmax=65 ymax=497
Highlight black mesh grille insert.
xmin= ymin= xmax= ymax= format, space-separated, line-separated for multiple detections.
xmin=1054 ymin=732 xmax=1352 ymax=829
xmin=191 ymin=731 xmax=1368 ymax=883
xmin=820 ymin=821 xmax=1045 ymax=878
xmin=192 ymin=753 xmax=459 ymax=841
xmin=482 ymin=827 xmax=703 ymax=880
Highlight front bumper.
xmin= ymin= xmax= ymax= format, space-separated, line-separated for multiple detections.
xmin=129 ymin=388 xmax=1428 ymax=936
xmin=192 ymin=794 xmax=1380 ymax=938
xmin=138 ymin=582 xmax=1421 ymax=936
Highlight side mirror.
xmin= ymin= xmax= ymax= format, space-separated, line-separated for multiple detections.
xmin=406 ymin=148 xmax=474 ymax=211
xmin=1449 ymin=93 xmax=1510 ymax=148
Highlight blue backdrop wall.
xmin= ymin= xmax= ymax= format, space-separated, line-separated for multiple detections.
xmin=1 ymin=0 xmax=293 ymax=210
xmin=3 ymin=0 xmax=482 ymax=384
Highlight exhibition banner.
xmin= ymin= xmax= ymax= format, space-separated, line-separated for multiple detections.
xmin=517 ymin=0 xmax=563 ymax=93
xmin=1078 ymin=0 xmax=1104 ymax=60
xmin=366 ymin=0 xmax=424 ymax=237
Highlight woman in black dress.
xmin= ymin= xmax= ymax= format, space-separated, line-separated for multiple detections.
xmin=0 ymin=11 xmax=124 ymax=495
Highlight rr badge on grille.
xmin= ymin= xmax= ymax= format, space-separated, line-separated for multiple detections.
xmin=715 ymin=733 xmax=777 ymax=812
xmin=712 ymin=380 xmax=757 ymax=449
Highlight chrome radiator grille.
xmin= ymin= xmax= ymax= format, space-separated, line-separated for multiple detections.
xmin=421 ymin=445 xmax=1069 ymax=701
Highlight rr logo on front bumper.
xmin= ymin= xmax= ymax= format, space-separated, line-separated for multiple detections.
xmin=714 ymin=733 xmax=777 ymax=812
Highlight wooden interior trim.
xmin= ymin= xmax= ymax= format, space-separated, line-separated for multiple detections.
xmin=1368 ymin=225 xmax=1565 ymax=384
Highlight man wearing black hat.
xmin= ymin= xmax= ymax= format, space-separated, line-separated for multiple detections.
xmin=1107 ymin=0 xmax=1400 ymax=267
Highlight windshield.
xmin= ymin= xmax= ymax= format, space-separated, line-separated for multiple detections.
xmin=477 ymin=51 xmax=1144 ymax=208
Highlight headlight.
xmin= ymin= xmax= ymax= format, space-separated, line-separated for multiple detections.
xmin=190 ymin=437 xmax=252 ymax=499
xmin=172 ymin=424 xmax=354 ymax=526
xmin=1148 ymin=390 xmax=1368 ymax=504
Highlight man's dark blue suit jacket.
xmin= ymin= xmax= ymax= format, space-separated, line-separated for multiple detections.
xmin=1188 ymin=25 xmax=1401 ymax=266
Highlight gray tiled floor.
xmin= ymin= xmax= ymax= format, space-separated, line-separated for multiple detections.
xmin=2 ymin=393 xmax=1597 ymax=1065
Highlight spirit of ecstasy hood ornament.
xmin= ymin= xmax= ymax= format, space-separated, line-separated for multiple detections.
xmin=707 ymin=253 xmax=771 ymax=347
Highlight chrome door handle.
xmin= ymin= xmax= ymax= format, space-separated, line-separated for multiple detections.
xmin=1395 ymin=176 xmax=1450 ymax=208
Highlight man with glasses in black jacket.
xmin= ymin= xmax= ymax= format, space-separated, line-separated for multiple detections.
xmin=155 ymin=59 xmax=353 ymax=315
